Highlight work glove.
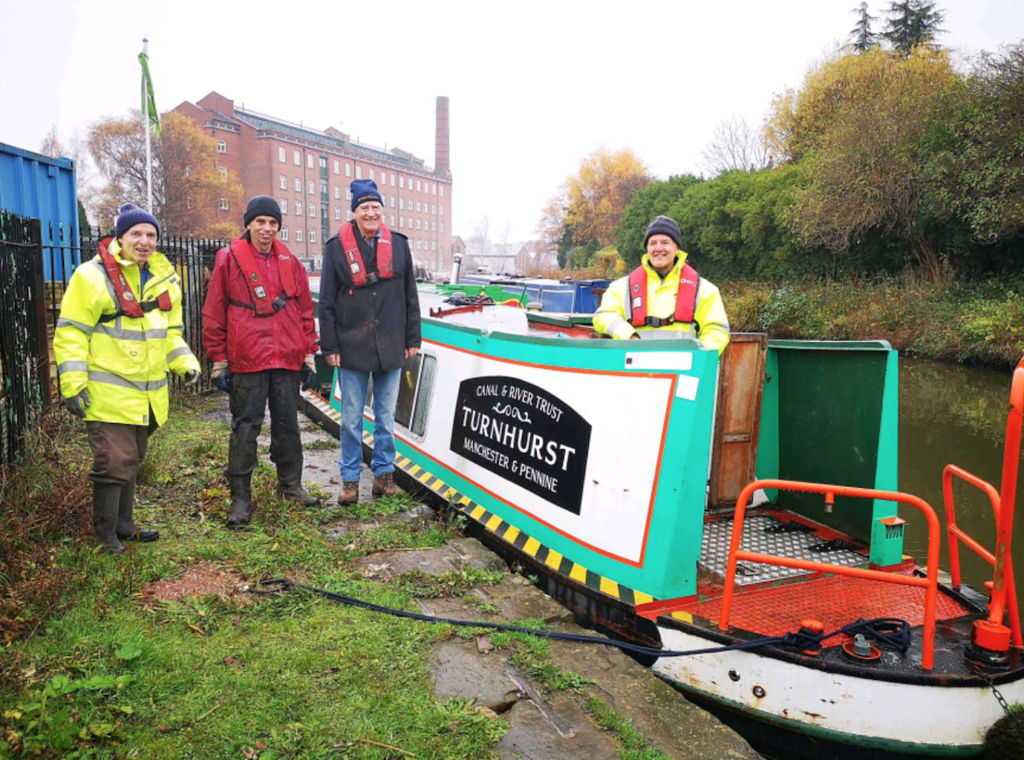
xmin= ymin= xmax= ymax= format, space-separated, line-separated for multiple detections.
xmin=183 ymin=368 xmax=200 ymax=386
xmin=301 ymin=355 xmax=317 ymax=392
xmin=64 ymin=389 xmax=90 ymax=418
xmin=212 ymin=360 xmax=233 ymax=394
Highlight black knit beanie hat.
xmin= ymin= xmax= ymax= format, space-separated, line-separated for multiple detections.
xmin=243 ymin=195 xmax=282 ymax=227
xmin=644 ymin=215 xmax=682 ymax=249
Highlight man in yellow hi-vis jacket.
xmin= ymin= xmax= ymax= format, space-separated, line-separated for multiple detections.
xmin=593 ymin=215 xmax=730 ymax=355
xmin=53 ymin=204 xmax=200 ymax=554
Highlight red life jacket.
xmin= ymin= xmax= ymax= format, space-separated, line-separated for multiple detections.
xmin=97 ymin=237 xmax=172 ymax=319
xmin=627 ymin=261 xmax=700 ymax=329
xmin=338 ymin=222 xmax=394 ymax=287
xmin=227 ymin=237 xmax=299 ymax=317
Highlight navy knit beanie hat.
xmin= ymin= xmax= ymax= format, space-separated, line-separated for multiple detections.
xmin=644 ymin=215 xmax=682 ymax=250
xmin=115 ymin=204 xmax=160 ymax=239
xmin=350 ymin=179 xmax=383 ymax=211
xmin=243 ymin=195 xmax=283 ymax=227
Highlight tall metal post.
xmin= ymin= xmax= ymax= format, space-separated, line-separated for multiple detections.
xmin=143 ymin=38 xmax=153 ymax=212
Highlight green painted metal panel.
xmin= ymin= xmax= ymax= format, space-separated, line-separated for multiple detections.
xmin=770 ymin=342 xmax=897 ymax=542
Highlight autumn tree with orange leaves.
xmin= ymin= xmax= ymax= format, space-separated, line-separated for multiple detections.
xmin=88 ymin=111 xmax=243 ymax=238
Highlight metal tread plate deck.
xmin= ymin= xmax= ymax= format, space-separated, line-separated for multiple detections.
xmin=700 ymin=514 xmax=868 ymax=586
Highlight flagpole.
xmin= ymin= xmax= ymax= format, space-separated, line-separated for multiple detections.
xmin=142 ymin=38 xmax=153 ymax=212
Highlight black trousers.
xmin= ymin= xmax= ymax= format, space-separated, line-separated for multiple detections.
xmin=227 ymin=369 xmax=302 ymax=477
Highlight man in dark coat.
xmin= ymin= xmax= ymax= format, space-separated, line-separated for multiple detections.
xmin=320 ymin=179 xmax=421 ymax=505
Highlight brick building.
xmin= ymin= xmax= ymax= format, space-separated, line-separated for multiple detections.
xmin=173 ymin=92 xmax=453 ymax=270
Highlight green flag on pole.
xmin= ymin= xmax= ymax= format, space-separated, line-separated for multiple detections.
xmin=139 ymin=51 xmax=161 ymax=136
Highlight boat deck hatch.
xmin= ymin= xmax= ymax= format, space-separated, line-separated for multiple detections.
xmin=700 ymin=514 xmax=868 ymax=586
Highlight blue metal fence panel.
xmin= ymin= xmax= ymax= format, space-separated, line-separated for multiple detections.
xmin=0 ymin=144 xmax=80 ymax=280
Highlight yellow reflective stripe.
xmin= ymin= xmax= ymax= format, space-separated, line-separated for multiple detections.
xmin=94 ymin=323 xmax=168 ymax=341
xmin=166 ymin=346 xmax=193 ymax=362
xmin=56 ymin=318 xmax=94 ymax=334
xmin=58 ymin=361 xmax=89 ymax=373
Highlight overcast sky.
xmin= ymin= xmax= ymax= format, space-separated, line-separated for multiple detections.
xmin=2 ymin=1 xmax=1022 ymax=242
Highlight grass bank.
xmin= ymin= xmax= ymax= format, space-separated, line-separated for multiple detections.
xmin=722 ymin=278 xmax=1024 ymax=369
xmin=0 ymin=395 xmax=513 ymax=759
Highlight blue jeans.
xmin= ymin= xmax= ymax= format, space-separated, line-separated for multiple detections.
xmin=338 ymin=366 xmax=401 ymax=482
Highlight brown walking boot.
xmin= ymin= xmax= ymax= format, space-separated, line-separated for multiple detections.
xmin=336 ymin=481 xmax=360 ymax=506
xmin=372 ymin=472 xmax=403 ymax=498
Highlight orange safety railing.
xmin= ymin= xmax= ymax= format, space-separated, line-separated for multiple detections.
xmin=942 ymin=355 xmax=1024 ymax=653
xmin=718 ymin=480 xmax=942 ymax=670
xmin=942 ymin=465 xmax=1022 ymax=649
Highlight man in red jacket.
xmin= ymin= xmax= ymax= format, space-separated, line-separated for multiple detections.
xmin=202 ymin=195 xmax=320 ymax=528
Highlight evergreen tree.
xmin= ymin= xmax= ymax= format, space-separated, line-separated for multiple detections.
xmin=848 ymin=2 xmax=878 ymax=53
xmin=882 ymin=0 xmax=946 ymax=57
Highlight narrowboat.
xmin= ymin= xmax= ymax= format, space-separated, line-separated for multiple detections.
xmin=301 ymin=291 xmax=1023 ymax=759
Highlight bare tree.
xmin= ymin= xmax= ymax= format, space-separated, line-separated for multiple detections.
xmin=698 ymin=115 xmax=772 ymax=177
xmin=469 ymin=215 xmax=491 ymax=269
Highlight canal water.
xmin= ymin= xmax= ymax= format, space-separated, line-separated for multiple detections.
xmin=897 ymin=357 xmax=1021 ymax=624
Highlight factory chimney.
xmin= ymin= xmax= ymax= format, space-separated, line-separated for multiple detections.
xmin=435 ymin=96 xmax=450 ymax=176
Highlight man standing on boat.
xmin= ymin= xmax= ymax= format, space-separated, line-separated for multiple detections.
xmin=202 ymin=195 xmax=321 ymax=529
xmin=54 ymin=203 xmax=201 ymax=553
xmin=593 ymin=215 xmax=730 ymax=354
xmin=319 ymin=179 xmax=421 ymax=506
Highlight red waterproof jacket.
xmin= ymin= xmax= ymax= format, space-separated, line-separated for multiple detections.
xmin=201 ymin=233 xmax=317 ymax=373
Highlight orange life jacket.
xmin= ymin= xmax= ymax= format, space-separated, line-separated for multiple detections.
xmin=227 ymin=237 xmax=298 ymax=317
xmin=338 ymin=222 xmax=394 ymax=287
xmin=97 ymin=237 xmax=171 ymax=320
xmin=627 ymin=261 xmax=700 ymax=329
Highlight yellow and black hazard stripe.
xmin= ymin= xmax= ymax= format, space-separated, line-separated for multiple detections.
xmin=301 ymin=391 xmax=655 ymax=610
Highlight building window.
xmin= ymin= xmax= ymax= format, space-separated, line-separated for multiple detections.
xmin=440 ymin=205 xmax=445 ymax=215
xmin=279 ymin=175 xmax=287 ymax=190
xmin=219 ymin=166 xmax=227 ymax=180
xmin=400 ymin=217 xmax=404 ymax=229
xmin=432 ymin=241 xmax=436 ymax=251
xmin=334 ymin=186 xmax=341 ymax=199
xmin=295 ymin=178 xmax=302 ymax=192
xmin=440 ymin=221 xmax=444 ymax=232
xmin=219 ymin=198 xmax=229 ymax=210
xmin=400 ymin=176 xmax=405 ymax=189
xmin=440 ymin=186 xmax=444 ymax=198
xmin=346 ymin=188 xmax=352 ymax=201
xmin=217 ymin=140 xmax=227 ymax=154
xmin=307 ymin=154 xmax=314 ymax=169
xmin=333 ymin=159 xmax=340 ymax=174
xmin=309 ymin=228 xmax=316 ymax=244
xmin=309 ymin=203 xmax=315 ymax=218
xmin=345 ymin=162 xmax=351 ymax=177
xmin=390 ymin=174 xmax=396 ymax=187
xmin=356 ymin=165 xmax=362 ymax=179
xmin=416 ymin=219 xmax=421 ymax=230
xmin=279 ymin=146 xmax=286 ymax=163
xmin=308 ymin=180 xmax=315 ymax=195
xmin=416 ymin=239 xmax=421 ymax=250
xmin=390 ymin=197 xmax=395 ymax=208
xmin=294 ymin=201 xmax=302 ymax=215
xmin=432 ymin=221 xmax=436 ymax=231
xmin=416 ymin=180 xmax=422 ymax=192
xmin=281 ymin=227 xmax=288 ymax=241
xmin=400 ymin=199 xmax=405 ymax=210
xmin=390 ymin=214 xmax=395 ymax=226
xmin=296 ymin=227 xmax=303 ymax=242
xmin=293 ymin=149 xmax=300 ymax=166
xmin=432 ymin=183 xmax=437 ymax=196
xmin=346 ymin=209 xmax=352 ymax=221
xmin=432 ymin=204 xmax=436 ymax=214
xmin=335 ymin=207 xmax=342 ymax=220
xmin=280 ymin=198 xmax=288 ymax=214
xmin=319 ymin=156 xmax=327 ymax=169
xmin=416 ymin=201 xmax=421 ymax=212
xmin=369 ymin=169 xmax=375 ymax=181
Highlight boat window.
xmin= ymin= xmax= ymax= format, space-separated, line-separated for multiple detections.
xmin=395 ymin=352 xmax=436 ymax=436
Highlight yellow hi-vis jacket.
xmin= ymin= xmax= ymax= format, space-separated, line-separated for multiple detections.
xmin=593 ymin=252 xmax=731 ymax=355
xmin=53 ymin=240 xmax=200 ymax=426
